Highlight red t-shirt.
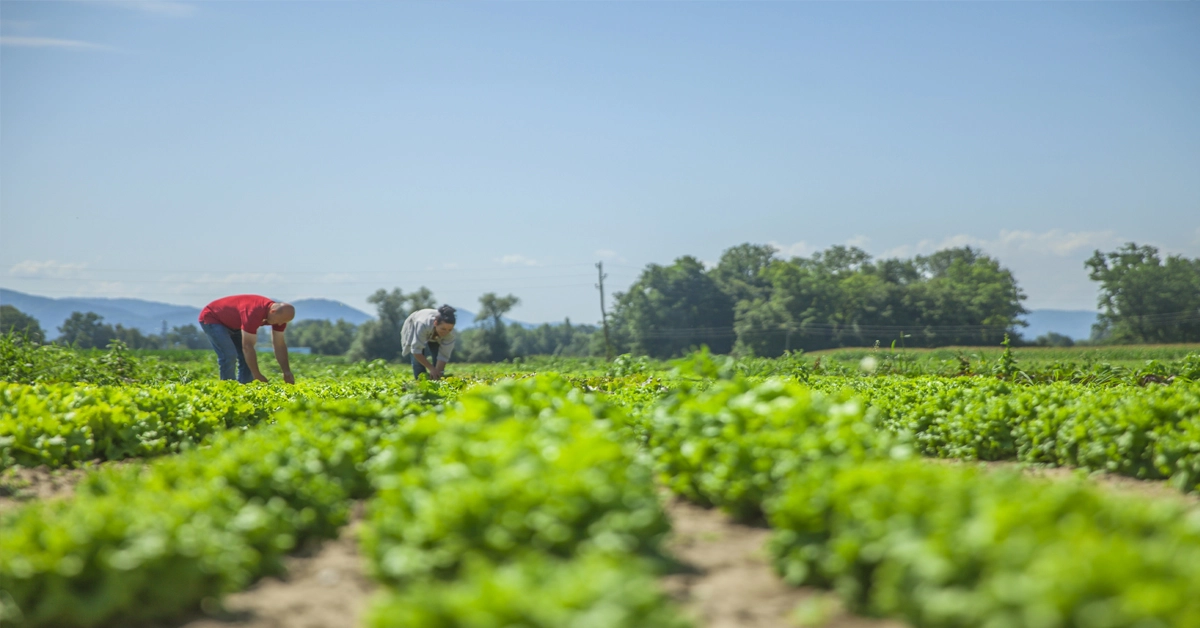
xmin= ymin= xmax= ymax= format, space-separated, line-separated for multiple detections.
xmin=199 ymin=295 xmax=287 ymax=334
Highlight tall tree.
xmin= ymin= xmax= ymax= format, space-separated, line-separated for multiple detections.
xmin=725 ymin=245 xmax=1026 ymax=355
xmin=0 ymin=305 xmax=45 ymax=343
xmin=348 ymin=288 xmax=409 ymax=361
xmin=407 ymin=287 xmax=437 ymax=313
xmin=475 ymin=292 xmax=521 ymax=361
xmin=57 ymin=312 xmax=115 ymax=349
xmin=112 ymin=324 xmax=156 ymax=349
xmin=610 ymin=256 xmax=734 ymax=358
xmin=290 ymin=319 xmax=358 ymax=355
xmin=166 ymin=324 xmax=208 ymax=350
xmin=1086 ymin=243 xmax=1200 ymax=343
xmin=905 ymin=247 xmax=1027 ymax=346
xmin=710 ymin=243 xmax=777 ymax=306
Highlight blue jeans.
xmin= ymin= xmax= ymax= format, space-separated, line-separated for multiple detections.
xmin=201 ymin=323 xmax=253 ymax=383
xmin=411 ymin=342 xmax=440 ymax=379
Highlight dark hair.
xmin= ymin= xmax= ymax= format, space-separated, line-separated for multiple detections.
xmin=436 ymin=304 xmax=456 ymax=325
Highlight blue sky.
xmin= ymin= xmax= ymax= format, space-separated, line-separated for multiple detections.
xmin=2 ymin=1 xmax=1198 ymax=325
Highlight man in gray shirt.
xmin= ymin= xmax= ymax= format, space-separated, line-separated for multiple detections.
xmin=401 ymin=305 xmax=457 ymax=380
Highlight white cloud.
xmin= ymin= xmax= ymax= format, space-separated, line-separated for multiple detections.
xmin=880 ymin=235 xmax=981 ymax=259
xmin=768 ymin=240 xmax=813 ymax=258
xmin=879 ymin=229 xmax=1117 ymax=260
xmin=499 ymin=254 xmax=539 ymax=267
xmin=0 ymin=36 xmax=109 ymax=50
xmin=8 ymin=260 xmax=89 ymax=278
xmin=993 ymin=229 xmax=1117 ymax=256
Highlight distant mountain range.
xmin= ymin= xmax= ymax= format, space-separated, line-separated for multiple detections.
xmin=0 ymin=289 xmax=527 ymax=339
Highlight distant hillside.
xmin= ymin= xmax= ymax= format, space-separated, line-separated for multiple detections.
xmin=0 ymin=289 xmax=371 ymax=339
xmin=0 ymin=288 xmax=535 ymax=338
xmin=1021 ymin=309 xmax=1099 ymax=341
xmin=291 ymin=298 xmax=372 ymax=325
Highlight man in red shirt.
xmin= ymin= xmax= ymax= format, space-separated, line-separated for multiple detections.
xmin=198 ymin=295 xmax=296 ymax=384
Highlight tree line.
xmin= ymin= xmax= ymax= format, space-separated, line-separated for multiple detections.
xmin=2 ymin=241 xmax=1196 ymax=361
xmin=600 ymin=241 xmax=1199 ymax=358
xmin=0 ymin=308 xmax=210 ymax=350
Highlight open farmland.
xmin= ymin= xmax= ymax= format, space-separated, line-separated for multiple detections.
xmin=2 ymin=338 xmax=1200 ymax=627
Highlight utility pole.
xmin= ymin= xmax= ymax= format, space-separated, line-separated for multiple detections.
xmin=596 ymin=261 xmax=613 ymax=361
xmin=161 ymin=320 xmax=168 ymax=350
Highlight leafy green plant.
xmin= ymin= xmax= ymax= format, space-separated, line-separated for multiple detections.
xmin=0 ymin=398 xmax=428 ymax=627
xmin=367 ymin=551 xmax=690 ymax=628
xmin=766 ymin=459 xmax=1200 ymax=627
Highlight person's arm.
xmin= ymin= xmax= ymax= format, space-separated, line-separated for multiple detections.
xmin=413 ymin=352 xmax=439 ymax=379
xmin=272 ymin=329 xmax=294 ymax=384
xmin=432 ymin=336 xmax=454 ymax=378
xmin=241 ymin=331 xmax=268 ymax=382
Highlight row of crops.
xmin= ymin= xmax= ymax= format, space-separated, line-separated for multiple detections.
xmin=2 ymin=348 xmax=1199 ymax=627
xmin=7 ymin=370 xmax=1200 ymax=488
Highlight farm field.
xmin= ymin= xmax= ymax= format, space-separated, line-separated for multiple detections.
xmin=2 ymin=337 xmax=1200 ymax=627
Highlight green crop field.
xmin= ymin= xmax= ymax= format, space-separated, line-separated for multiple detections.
xmin=2 ymin=335 xmax=1200 ymax=627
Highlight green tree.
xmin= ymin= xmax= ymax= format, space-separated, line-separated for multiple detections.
xmin=475 ymin=293 xmax=521 ymax=361
xmin=112 ymin=324 xmax=157 ymax=349
xmin=732 ymin=296 xmax=793 ymax=357
xmin=407 ymin=287 xmax=436 ymax=313
xmin=56 ymin=312 xmax=116 ymax=349
xmin=290 ymin=319 xmax=357 ymax=355
xmin=349 ymin=288 xmax=408 ymax=361
xmin=348 ymin=287 xmax=441 ymax=361
xmin=1086 ymin=243 xmax=1200 ymax=343
xmin=610 ymin=256 xmax=734 ymax=358
xmin=166 ymin=324 xmax=209 ymax=350
xmin=729 ymin=246 xmax=1026 ymax=354
xmin=709 ymin=243 xmax=777 ymax=306
xmin=903 ymin=247 xmax=1027 ymax=346
xmin=507 ymin=318 xmax=599 ymax=358
xmin=0 ymin=305 xmax=45 ymax=343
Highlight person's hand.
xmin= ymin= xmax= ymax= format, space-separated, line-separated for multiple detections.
xmin=282 ymin=371 xmax=295 ymax=385
xmin=430 ymin=366 xmax=443 ymax=380
xmin=254 ymin=374 xmax=269 ymax=383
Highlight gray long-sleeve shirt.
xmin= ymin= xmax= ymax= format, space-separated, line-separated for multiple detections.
xmin=400 ymin=309 xmax=456 ymax=362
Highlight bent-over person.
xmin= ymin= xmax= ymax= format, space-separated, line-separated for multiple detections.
xmin=401 ymin=305 xmax=457 ymax=380
xmin=199 ymin=294 xmax=295 ymax=384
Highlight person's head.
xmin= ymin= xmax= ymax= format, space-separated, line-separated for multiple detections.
xmin=267 ymin=302 xmax=295 ymax=325
xmin=434 ymin=304 xmax=456 ymax=337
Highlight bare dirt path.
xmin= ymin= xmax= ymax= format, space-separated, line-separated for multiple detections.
xmin=660 ymin=496 xmax=904 ymax=628
xmin=168 ymin=503 xmax=376 ymax=628
xmin=0 ymin=464 xmax=109 ymax=513
xmin=1 ymin=459 xmax=156 ymax=514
